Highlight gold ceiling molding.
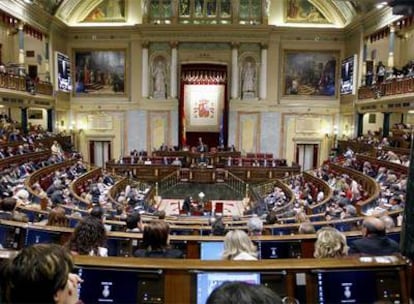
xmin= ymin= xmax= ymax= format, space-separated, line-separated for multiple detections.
xmin=55 ymin=0 xmax=101 ymax=25
xmin=54 ymin=0 xmax=360 ymax=29
xmin=309 ymin=0 xmax=354 ymax=27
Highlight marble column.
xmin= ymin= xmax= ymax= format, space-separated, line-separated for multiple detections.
xmin=382 ymin=112 xmax=390 ymax=137
xmin=47 ymin=108 xmax=54 ymax=132
xmin=387 ymin=25 xmax=395 ymax=68
xmin=357 ymin=113 xmax=363 ymax=137
xmin=231 ymin=43 xmax=239 ymax=99
xmin=44 ymin=37 xmax=50 ymax=82
xmin=170 ymin=41 xmax=178 ymax=99
xmin=18 ymin=23 xmax=25 ymax=76
xmin=21 ymin=107 xmax=28 ymax=134
xmin=141 ymin=41 xmax=149 ymax=98
xmin=259 ymin=44 xmax=267 ymax=100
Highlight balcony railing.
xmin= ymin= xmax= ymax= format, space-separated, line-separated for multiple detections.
xmin=358 ymin=77 xmax=414 ymax=100
xmin=0 ymin=73 xmax=53 ymax=96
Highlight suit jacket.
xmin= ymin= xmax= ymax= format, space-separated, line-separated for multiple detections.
xmin=349 ymin=235 xmax=400 ymax=255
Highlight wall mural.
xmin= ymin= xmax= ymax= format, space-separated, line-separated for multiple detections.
xmin=74 ymin=50 xmax=126 ymax=96
xmin=82 ymin=0 xmax=126 ymax=22
xmin=285 ymin=0 xmax=330 ymax=24
xmin=283 ymin=51 xmax=338 ymax=97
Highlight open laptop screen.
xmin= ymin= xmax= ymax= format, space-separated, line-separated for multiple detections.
xmin=196 ymin=272 xmax=260 ymax=304
xmin=200 ymin=241 xmax=224 ymax=260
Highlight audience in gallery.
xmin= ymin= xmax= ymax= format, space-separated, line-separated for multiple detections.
xmin=66 ymin=215 xmax=108 ymax=257
xmin=0 ymin=243 xmax=82 ymax=304
xmin=222 ymin=229 xmax=258 ymax=261
xmin=314 ymin=227 xmax=348 ymax=258
xmin=133 ymin=220 xmax=184 ymax=258
xmin=348 ymin=217 xmax=400 ymax=256
xmin=206 ymin=281 xmax=283 ymax=304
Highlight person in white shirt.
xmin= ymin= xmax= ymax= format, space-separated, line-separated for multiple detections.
xmin=51 ymin=140 xmax=63 ymax=159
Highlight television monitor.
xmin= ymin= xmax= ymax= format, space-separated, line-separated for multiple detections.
xmin=75 ymin=267 xmax=141 ymax=304
xmin=257 ymin=241 xmax=301 ymax=259
xmin=200 ymin=241 xmax=224 ymax=260
xmin=340 ymin=54 xmax=357 ymax=95
xmin=106 ymin=237 xmax=131 ymax=257
xmin=55 ymin=51 xmax=72 ymax=92
xmin=24 ymin=227 xmax=61 ymax=246
xmin=315 ymin=269 xmax=402 ymax=303
xmin=0 ymin=225 xmax=20 ymax=249
xmin=196 ymin=272 xmax=261 ymax=304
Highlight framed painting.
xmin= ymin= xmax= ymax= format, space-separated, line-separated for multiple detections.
xmin=283 ymin=50 xmax=338 ymax=97
xmin=74 ymin=49 xmax=126 ymax=96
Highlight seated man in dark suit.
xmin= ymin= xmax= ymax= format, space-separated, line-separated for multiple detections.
xmin=197 ymin=153 xmax=208 ymax=167
xmin=197 ymin=137 xmax=207 ymax=153
xmin=182 ymin=196 xmax=192 ymax=214
xmin=348 ymin=217 xmax=400 ymax=256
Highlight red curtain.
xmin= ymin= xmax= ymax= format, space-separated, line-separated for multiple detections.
xmin=179 ymin=64 xmax=228 ymax=149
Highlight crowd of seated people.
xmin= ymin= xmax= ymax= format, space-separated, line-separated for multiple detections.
xmin=263 ymin=185 xmax=288 ymax=211
xmin=345 ymin=153 xmax=406 ymax=217
xmin=0 ymin=123 xmax=405 ymax=265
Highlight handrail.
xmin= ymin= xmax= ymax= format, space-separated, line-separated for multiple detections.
xmin=251 ymin=179 xmax=295 ymax=215
xmin=25 ymin=159 xmax=78 ymax=209
xmin=158 ymin=169 xmax=180 ymax=195
xmin=224 ymin=170 xmax=247 ymax=199
xmin=329 ymin=163 xmax=381 ymax=215
xmin=303 ymin=171 xmax=334 ymax=215
xmin=69 ymin=166 xmax=102 ymax=208
xmin=356 ymin=154 xmax=409 ymax=175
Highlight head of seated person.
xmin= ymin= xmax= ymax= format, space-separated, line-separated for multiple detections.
xmin=67 ymin=216 xmax=107 ymax=256
xmin=125 ymin=211 xmax=143 ymax=232
xmin=206 ymin=281 xmax=283 ymax=304
xmin=47 ymin=206 xmax=69 ymax=227
xmin=222 ymin=230 xmax=257 ymax=260
xmin=247 ymin=215 xmax=263 ymax=236
xmin=379 ymin=214 xmax=395 ymax=232
xmin=0 ymin=197 xmax=17 ymax=220
xmin=265 ymin=211 xmax=278 ymax=225
xmin=298 ymin=222 xmax=316 ymax=234
xmin=211 ymin=216 xmax=226 ymax=236
xmin=0 ymin=243 xmax=80 ymax=304
xmin=133 ymin=220 xmax=184 ymax=258
xmin=89 ymin=205 xmax=105 ymax=221
xmin=313 ymin=227 xmax=348 ymax=258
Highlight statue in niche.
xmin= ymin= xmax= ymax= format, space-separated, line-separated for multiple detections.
xmin=242 ymin=60 xmax=256 ymax=99
xmin=152 ymin=59 xmax=166 ymax=99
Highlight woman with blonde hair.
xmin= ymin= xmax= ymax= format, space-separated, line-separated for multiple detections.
xmin=314 ymin=226 xmax=348 ymax=258
xmin=222 ymin=229 xmax=258 ymax=260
